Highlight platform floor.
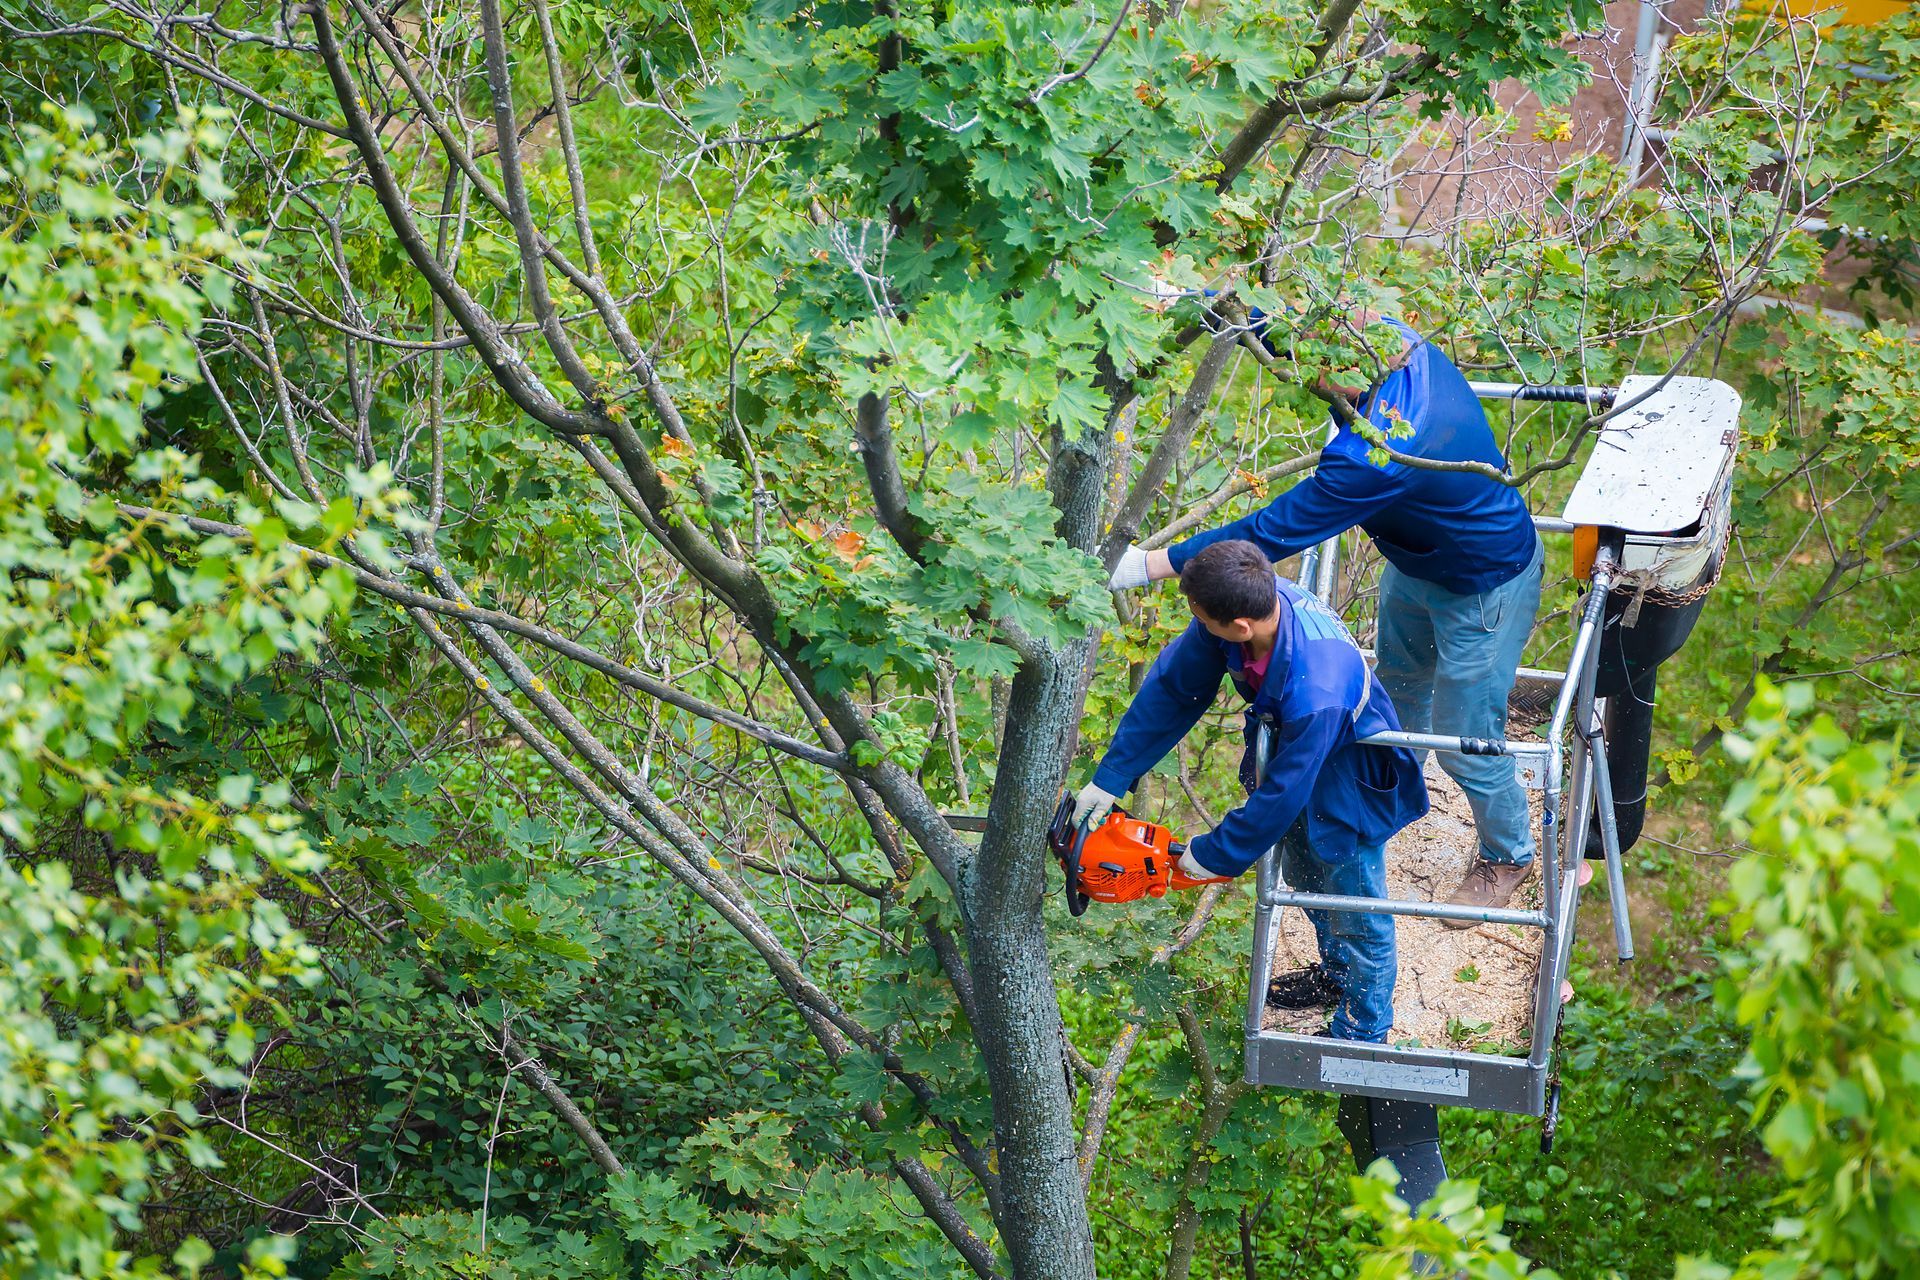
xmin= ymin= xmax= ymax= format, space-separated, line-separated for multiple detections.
xmin=1261 ymin=760 xmax=1545 ymax=1055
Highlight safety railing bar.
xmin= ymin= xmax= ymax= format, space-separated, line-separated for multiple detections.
xmin=1296 ymin=542 xmax=1323 ymax=594
xmin=1532 ymin=699 xmax=1601 ymax=1066
xmin=1313 ymin=530 xmax=1340 ymax=600
xmin=1525 ymin=797 xmax=1565 ymax=1070
xmin=1546 ymin=556 xmax=1618 ymax=746
xmin=1541 ymin=760 xmax=1594 ymax=1058
xmin=1590 ymin=711 xmax=1634 ymax=963
xmin=1356 ymin=729 xmax=1552 ymax=758
xmin=1244 ymin=731 xmax=1280 ymax=1046
xmin=1468 ymin=381 xmax=1616 ymax=408
xmin=1359 ymin=652 xmax=1566 ymax=690
xmin=1550 ymin=554 xmax=1613 ymax=897
xmin=1259 ymin=888 xmax=1549 ymax=929
xmin=1357 ymin=652 xmax=1569 ymax=688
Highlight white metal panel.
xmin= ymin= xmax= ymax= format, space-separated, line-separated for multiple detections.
xmin=1562 ymin=375 xmax=1741 ymax=533
xmin=1319 ymin=1056 xmax=1472 ymax=1098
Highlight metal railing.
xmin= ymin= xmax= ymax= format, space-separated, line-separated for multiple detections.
xmin=1250 ymin=541 xmax=1624 ymax=941
xmin=1242 ymin=399 xmax=1640 ymax=1112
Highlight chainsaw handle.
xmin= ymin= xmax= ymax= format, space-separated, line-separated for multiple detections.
xmin=1047 ymin=795 xmax=1091 ymax=917
xmin=1067 ymin=822 xmax=1092 ymax=916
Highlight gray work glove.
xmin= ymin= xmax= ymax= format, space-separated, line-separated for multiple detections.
xmin=1107 ymin=545 xmax=1151 ymax=592
xmin=1071 ymin=781 xmax=1118 ymax=831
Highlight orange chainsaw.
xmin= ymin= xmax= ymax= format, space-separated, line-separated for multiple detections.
xmin=946 ymin=801 xmax=1209 ymax=913
xmin=1047 ymin=798 xmax=1211 ymax=913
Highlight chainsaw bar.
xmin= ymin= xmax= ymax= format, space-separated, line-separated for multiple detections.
xmin=940 ymin=808 xmax=1089 ymax=914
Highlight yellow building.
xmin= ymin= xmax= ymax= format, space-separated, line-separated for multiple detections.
xmin=1770 ymin=0 xmax=1912 ymax=25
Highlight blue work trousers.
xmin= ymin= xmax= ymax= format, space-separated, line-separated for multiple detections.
xmin=1279 ymin=830 xmax=1396 ymax=1042
xmin=1374 ymin=536 xmax=1544 ymax=866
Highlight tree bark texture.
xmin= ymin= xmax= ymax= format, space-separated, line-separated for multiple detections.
xmin=965 ymin=646 xmax=1101 ymax=1280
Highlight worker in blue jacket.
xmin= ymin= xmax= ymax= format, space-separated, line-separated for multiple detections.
xmin=1075 ymin=539 xmax=1428 ymax=1042
xmin=1108 ymin=312 xmax=1544 ymax=923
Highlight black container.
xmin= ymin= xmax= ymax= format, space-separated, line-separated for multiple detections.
xmin=1583 ymin=570 xmax=1712 ymax=858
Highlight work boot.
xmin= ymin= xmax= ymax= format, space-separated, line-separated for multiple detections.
xmin=1439 ymin=858 xmax=1533 ymax=930
xmin=1266 ymin=964 xmax=1343 ymax=1009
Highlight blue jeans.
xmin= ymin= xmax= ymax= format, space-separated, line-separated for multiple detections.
xmin=1280 ymin=831 xmax=1396 ymax=1043
xmin=1374 ymin=537 xmax=1544 ymax=867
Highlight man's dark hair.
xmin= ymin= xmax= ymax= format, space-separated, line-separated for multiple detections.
xmin=1179 ymin=540 xmax=1277 ymax=623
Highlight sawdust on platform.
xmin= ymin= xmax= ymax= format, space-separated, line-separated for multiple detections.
xmin=1261 ymin=760 xmax=1544 ymax=1055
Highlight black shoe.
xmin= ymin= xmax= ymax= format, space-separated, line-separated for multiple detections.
xmin=1266 ymin=964 xmax=1343 ymax=1010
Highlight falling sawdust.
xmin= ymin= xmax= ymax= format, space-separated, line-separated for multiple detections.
xmin=1261 ymin=760 xmax=1545 ymax=1055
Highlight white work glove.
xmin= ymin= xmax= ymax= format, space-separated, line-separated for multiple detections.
xmin=1071 ymin=781 xmax=1119 ymax=831
xmin=1178 ymin=849 xmax=1230 ymax=883
xmin=1108 ymin=544 xmax=1152 ymax=592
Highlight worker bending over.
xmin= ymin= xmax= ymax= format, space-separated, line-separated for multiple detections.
xmin=1110 ymin=316 xmax=1543 ymax=922
xmin=1076 ymin=541 xmax=1427 ymax=1042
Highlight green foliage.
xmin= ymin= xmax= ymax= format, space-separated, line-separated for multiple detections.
xmin=1382 ymin=0 xmax=1604 ymax=113
xmin=1663 ymin=7 xmax=1920 ymax=309
xmin=286 ymin=873 xmax=848 ymax=1249
xmin=1736 ymin=313 xmax=1920 ymax=499
xmin=3 ymin=0 xmax=1913 ymax=1274
xmin=329 ymin=1211 xmax=623 ymax=1279
xmin=756 ymin=476 xmax=1111 ymax=693
xmin=0 ymin=107 xmax=371 ymax=1276
xmin=1348 ymin=1162 xmax=1558 ymax=1280
xmin=604 ymin=1162 xmax=971 ymax=1280
xmin=1713 ymin=679 xmax=1920 ymax=1276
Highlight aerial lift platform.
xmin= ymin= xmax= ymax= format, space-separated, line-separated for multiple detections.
xmin=1240 ymin=376 xmax=1742 ymax=1160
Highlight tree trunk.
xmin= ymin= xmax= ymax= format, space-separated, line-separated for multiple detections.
xmin=965 ymin=647 xmax=1099 ymax=1280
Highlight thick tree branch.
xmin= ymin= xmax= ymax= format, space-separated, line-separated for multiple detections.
xmin=854 ymin=391 xmax=929 ymax=562
xmin=1212 ymin=0 xmax=1366 ymax=191
xmin=1100 ymin=326 xmax=1240 ymax=566
xmin=529 ymin=0 xmax=603 ymax=278
xmin=500 ymin=1026 xmax=627 ymax=1176
xmin=117 ymin=503 xmax=850 ymax=774
xmin=307 ymin=1 xmax=598 ymax=438
xmin=890 ymin=1155 xmax=1003 ymax=1280
xmin=475 ymin=0 xmax=603 ymax=407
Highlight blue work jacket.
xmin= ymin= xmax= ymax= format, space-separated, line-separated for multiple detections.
xmin=1090 ymin=578 xmax=1428 ymax=877
xmin=1170 ymin=319 xmax=1537 ymax=596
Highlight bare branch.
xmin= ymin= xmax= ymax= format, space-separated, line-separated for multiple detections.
xmin=1101 ymin=325 xmax=1240 ymax=565
xmin=116 ymin=503 xmax=852 ymax=774
xmin=499 ymin=1025 xmax=627 ymax=1176
xmin=1027 ymin=1 xmax=1133 ymax=106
